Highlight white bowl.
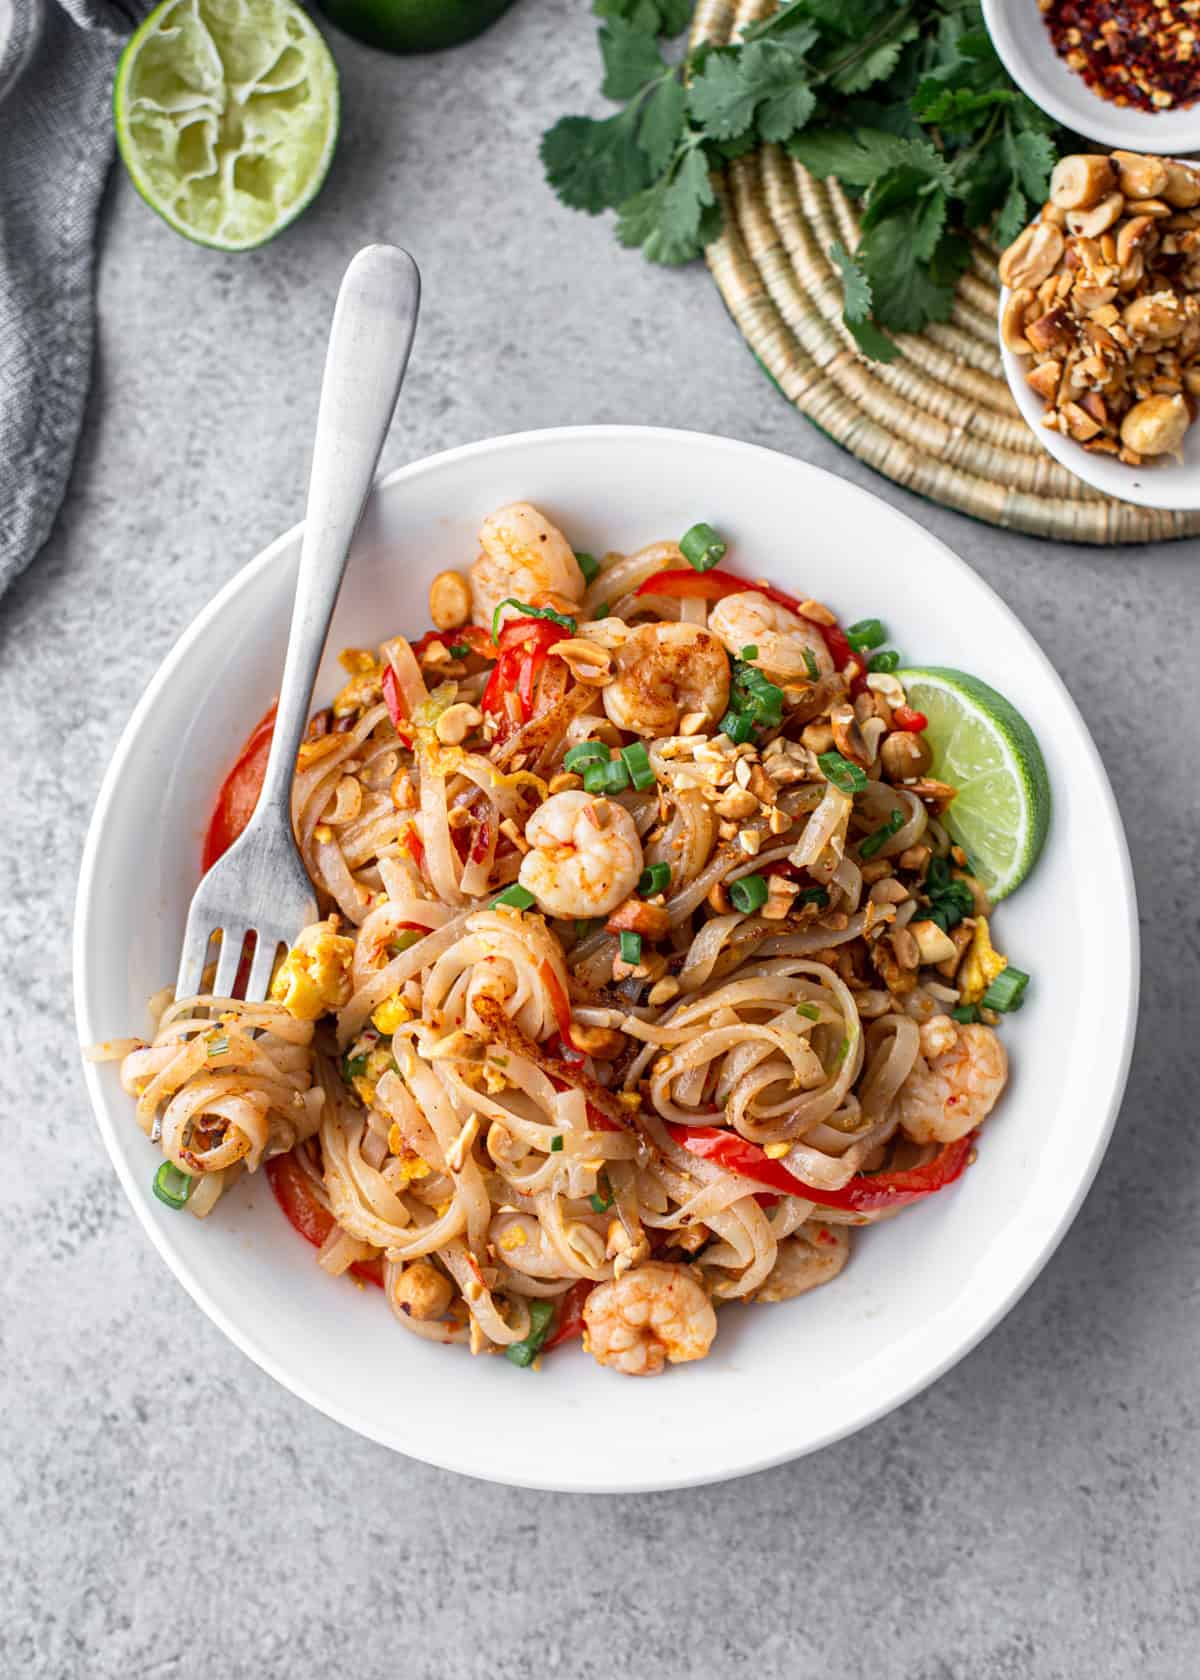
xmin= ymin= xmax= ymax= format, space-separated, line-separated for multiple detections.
xmin=999 ymin=288 xmax=1200 ymax=508
xmin=983 ymin=0 xmax=1200 ymax=151
xmin=73 ymin=426 xmax=1138 ymax=1492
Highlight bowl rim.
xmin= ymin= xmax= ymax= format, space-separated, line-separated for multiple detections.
xmin=73 ymin=424 xmax=1140 ymax=1491
xmin=981 ymin=0 xmax=1200 ymax=150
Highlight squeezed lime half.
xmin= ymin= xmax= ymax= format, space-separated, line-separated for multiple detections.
xmin=896 ymin=667 xmax=1051 ymax=901
xmin=114 ymin=0 xmax=339 ymax=251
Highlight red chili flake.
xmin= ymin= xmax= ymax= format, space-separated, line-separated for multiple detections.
xmin=1042 ymin=0 xmax=1200 ymax=112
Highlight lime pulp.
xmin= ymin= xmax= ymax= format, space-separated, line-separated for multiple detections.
xmin=113 ymin=0 xmax=339 ymax=252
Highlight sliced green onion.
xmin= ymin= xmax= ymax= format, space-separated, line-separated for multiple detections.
xmin=619 ymin=930 xmax=643 ymax=964
xmin=795 ymin=1001 xmax=821 ymax=1021
xmin=575 ymin=918 xmax=598 ymax=941
xmin=491 ymin=598 xmax=577 ymax=642
xmin=575 ymin=550 xmax=601 ymax=585
xmin=620 ymin=740 xmax=656 ymax=790
xmin=343 ymin=1050 xmax=370 ymax=1083
xmin=802 ymin=646 xmax=819 ymax=682
xmin=679 ymin=521 xmax=726 ymax=572
xmin=152 ymin=1160 xmax=192 ymax=1211
xmin=847 ymin=617 xmax=886 ymax=652
xmin=740 ymin=644 xmax=759 ymax=660
xmin=550 ymin=1133 xmax=564 ymax=1152
xmin=831 ymin=1036 xmax=850 ymax=1070
xmin=593 ymin=602 xmax=611 ymax=619
xmin=869 ymin=649 xmax=900 ymax=673
xmin=859 ymin=808 xmax=905 ymax=860
xmin=797 ymin=886 xmax=829 ymax=906
xmin=492 ymin=883 xmax=536 ymax=911
xmin=206 ymin=1033 xmax=229 ymax=1056
xmin=729 ymin=874 xmax=768 ymax=914
xmin=505 ymin=1298 xmax=556 ymax=1367
xmin=448 ymin=642 xmax=471 ymax=659
xmin=388 ymin=929 xmax=423 ymax=956
xmin=564 ymin=740 xmax=610 ymax=771
xmin=583 ymin=757 xmax=630 ymax=795
xmin=951 ymin=1004 xmax=980 ymax=1024
xmin=718 ymin=710 xmax=755 ymax=744
xmin=817 ymin=751 xmax=869 ymax=794
xmin=590 ymin=1184 xmax=613 ymax=1214
xmin=637 ymin=862 xmax=671 ymax=897
xmin=981 ymin=966 xmax=1030 ymax=1012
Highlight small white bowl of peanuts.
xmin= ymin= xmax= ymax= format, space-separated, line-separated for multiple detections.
xmin=998 ymin=147 xmax=1200 ymax=509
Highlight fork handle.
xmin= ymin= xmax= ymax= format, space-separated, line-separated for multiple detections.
xmin=257 ymin=245 xmax=421 ymax=823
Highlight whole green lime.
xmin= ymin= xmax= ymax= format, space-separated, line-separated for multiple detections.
xmin=315 ymin=0 xmax=516 ymax=53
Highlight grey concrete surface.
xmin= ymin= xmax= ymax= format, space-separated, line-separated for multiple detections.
xmin=2 ymin=3 xmax=1196 ymax=1676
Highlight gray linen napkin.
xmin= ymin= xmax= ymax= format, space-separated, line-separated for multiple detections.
xmin=0 ymin=0 xmax=140 ymax=598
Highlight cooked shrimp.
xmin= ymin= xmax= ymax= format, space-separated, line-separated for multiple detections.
xmin=894 ymin=1018 xmax=1008 ymax=1144
xmin=583 ymin=1261 xmax=717 ymax=1376
xmin=753 ymin=1223 xmax=850 ymax=1302
xmin=518 ymin=790 xmax=643 ymax=918
xmin=469 ymin=502 xmax=584 ymax=629
xmin=709 ymin=590 xmax=833 ymax=684
xmin=602 ymin=622 xmax=730 ymax=737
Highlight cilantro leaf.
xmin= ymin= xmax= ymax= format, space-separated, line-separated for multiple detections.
xmin=912 ymin=83 xmax=1013 ymax=135
xmin=829 ymin=20 xmax=919 ymax=96
xmin=858 ymin=210 xmax=957 ymax=333
xmin=600 ymin=18 xmax=666 ymax=100
xmin=541 ymin=109 xmax=652 ymax=214
xmin=1008 ymin=126 xmax=1057 ymax=202
xmin=830 ymin=237 xmax=899 ymax=361
xmin=789 ymin=128 xmax=945 ymax=192
xmin=638 ymin=74 xmax=686 ymax=173
xmin=758 ymin=80 xmax=816 ymax=143
xmin=617 ymin=144 xmax=717 ymax=264
xmin=993 ymin=180 xmax=1028 ymax=250
xmin=911 ymin=187 xmax=947 ymax=261
xmin=687 ymin=50 xmax=761 ymax=140
xmin=830 ymin=238 xmax=871 ymax=321
xmin=593 ymin=0 xmax=691 ymax=34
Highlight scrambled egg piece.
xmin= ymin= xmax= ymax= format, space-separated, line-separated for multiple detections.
xmin=372 ymin=993 xmax=413 ymax=1035
xmin=385 ymin=1123 xmax=432 ymax=1185
xmin=352 ymin=1047 xmax=397 ymax=1107
xmin=270 ymin=930 xmax=356 ymax=1021
xmin=332 ymin=648 xmax=382 ymax=716
xmin=498 ymin=1225 xmax=528 ymax=1252
xmin=959 ymin=915 xmax=1008 ymax=1006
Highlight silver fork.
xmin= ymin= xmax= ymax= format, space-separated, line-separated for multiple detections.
xmin=175 ymin=244 xmax=421 ymax=1006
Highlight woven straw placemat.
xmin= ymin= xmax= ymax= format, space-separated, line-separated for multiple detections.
xmin=692 ymin=0 xmax=1200 ymax=543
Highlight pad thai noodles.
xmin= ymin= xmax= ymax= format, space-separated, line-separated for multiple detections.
xmin=96 ymin=503 xmax=1028 ymax=1377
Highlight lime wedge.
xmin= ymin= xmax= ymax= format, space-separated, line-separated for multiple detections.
xmin=114 ymin=0 xmax=339 ymax=252
xmin=895 ymin=667 xmax=1051 ymax=901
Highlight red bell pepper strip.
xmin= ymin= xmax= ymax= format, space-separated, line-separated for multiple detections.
xmin=401 ymin=823 xmax=425 ymax=868
xmin=201 ymin=702 xmax=278 ymax=872
xmin=666 ymin=1124 xmax=976 ymax=1213
xmin=891 ymin=705 xmax=928 ymax=733
xmin=381 ymin=664 xmax=410 ymax=733
xmin=542 ymin=1279 xmax=594 ymax=1352
xmin=265 ymin=1154 xmax=383 ymax=1288
xmin=540 ymin=959 xmax=584 ymax=1055
xmin=482 ymin=617 xmax=571 ymax=731
xmin=410 ymin=625 xmax=493 ymax=661
xmin=635 ymin=570 xmax=867 ymax=693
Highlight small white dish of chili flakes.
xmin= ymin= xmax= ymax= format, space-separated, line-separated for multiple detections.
xmin=983 ymin=0 xmax=1200 ymax=153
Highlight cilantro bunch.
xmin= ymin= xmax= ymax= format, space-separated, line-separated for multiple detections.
xmin=541 ymin=0 xmax=1067 ymax=359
